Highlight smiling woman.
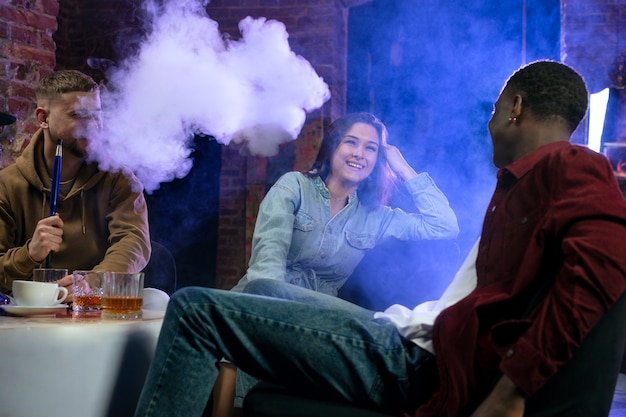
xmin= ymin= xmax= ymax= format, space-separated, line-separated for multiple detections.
xmin=231 ymin=112 xmax=459 ymax=296
xmin=326 ymin=122 xmax=380 ymax=215
xmin=214 ymin=112 xmax=460 ymax=417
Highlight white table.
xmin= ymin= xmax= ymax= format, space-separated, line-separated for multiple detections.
xmin=0 ymin=309 xmax=165 ymax=417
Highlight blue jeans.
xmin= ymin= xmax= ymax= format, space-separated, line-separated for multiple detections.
xmin=134 ymin=279 xmax=436 ymax=417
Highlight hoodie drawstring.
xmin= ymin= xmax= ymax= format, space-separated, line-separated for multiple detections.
xmin=40 ymin=188 xmax=47 ymax=218
xmin=81 ymin=189 xmax=86 ymax=235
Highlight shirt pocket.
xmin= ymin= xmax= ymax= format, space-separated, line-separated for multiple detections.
xmin=345 ymin=230 xmax=376 ymax=250
xmin=289 ymin=212 xmax=316 ymax=261
xmin=293 ymin=212 xmax=314 ymax=232
xmin=334 ymin=230 xmax=376 ymax=276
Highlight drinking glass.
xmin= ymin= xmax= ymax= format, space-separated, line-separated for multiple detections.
xmin=102 ymin=272 xmax=144 ymax=320
xmin=72 ymin=270 xmax=106 ymax=312
xmin=32 ymin=268 xmax=68 ymax=283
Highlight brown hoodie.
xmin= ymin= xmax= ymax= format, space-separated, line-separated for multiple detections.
xmin=0 ymin=129 xmax=151 ymax=293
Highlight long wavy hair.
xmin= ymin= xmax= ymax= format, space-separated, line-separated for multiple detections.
xmin=306 ymin=112 xmax=393 ymax=209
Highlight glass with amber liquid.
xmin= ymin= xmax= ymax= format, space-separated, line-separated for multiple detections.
xmin=102 ymin=272 xmax=144 ymax=320
xmin=72 ymin=271 xmax=106 ymax=311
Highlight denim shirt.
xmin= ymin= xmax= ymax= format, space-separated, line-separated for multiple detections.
xmin=232 ymin=171 xmax=458 ymax=296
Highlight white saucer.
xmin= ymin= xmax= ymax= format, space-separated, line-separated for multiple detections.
xmin=1 ymin=304 xmax=68 ymax=316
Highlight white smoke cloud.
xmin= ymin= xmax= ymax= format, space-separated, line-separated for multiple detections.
xmin=89 ymin=0 xmax=330 ymax=192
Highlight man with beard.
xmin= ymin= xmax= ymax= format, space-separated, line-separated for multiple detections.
xmin=0 ymin=70 xmax=150 ymax=297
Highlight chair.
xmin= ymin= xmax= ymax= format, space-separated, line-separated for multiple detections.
xmin=522 ymin=289 xmax=626 ymax=416
xmin=142 ymin=287 xmax=170 ymax=311
xmin=142 ymin=240 xmax=177 ymax=295
xmin=242 ymin=290 xmax=626 ymax=417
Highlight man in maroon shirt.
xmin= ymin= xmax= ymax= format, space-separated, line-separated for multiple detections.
xmin=419 ymin=61 xmax=626 ymax=416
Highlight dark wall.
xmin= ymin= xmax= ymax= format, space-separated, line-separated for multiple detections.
xmin=346 ymin=0 xmax=560 ymax=304
xmin=144 ymin=136 xmax=221 ymax=289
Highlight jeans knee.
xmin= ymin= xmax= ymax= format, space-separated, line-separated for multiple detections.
xmin=242 ymin=279 xmax=285 ymax=296
xmin=169 ymin=286 xmax=217 ymax=310
xmin=171 ymin=286 xmax=195 ymax=301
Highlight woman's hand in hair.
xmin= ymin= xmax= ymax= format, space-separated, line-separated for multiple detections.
xmin=384 ymin=145 xmax=417 ymax=181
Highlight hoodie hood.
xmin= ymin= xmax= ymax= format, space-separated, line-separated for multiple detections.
xmin=16 ymin=129 xmax=108 ymax=234
xmin=17 ymin=129 xmax=106 ymax=197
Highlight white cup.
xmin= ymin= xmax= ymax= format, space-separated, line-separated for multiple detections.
xmin=12 ymin=280 xmax=69 ymax=307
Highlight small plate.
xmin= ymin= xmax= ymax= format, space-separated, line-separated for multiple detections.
xmin=0 ymin=304 xmax=68 ymax=316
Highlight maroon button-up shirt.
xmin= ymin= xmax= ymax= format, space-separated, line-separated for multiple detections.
xmin=415 ymin=141 xmax=626 ymax=417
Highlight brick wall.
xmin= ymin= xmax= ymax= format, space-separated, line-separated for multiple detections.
xmin=0 ymin=0 xmax=346 ymax=289
xmin=205 ymin=0 xmax=347 ymax=288
xmin=563 ymin=0 xmax=626 ymax=93
xmin=562 ymin=0 xmax=626 ymax=144
xmin=0 ymin=0 xmax=58 ymax=166
xmin=205 ymin=0 xmax=346 ymax=121
xmin=53 ymin=0 xmax=142 ymax=82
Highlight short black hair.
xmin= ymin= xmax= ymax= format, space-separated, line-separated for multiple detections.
xmin=505 ymin=60 xmax=589 ymax=132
